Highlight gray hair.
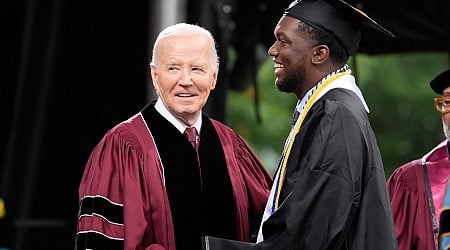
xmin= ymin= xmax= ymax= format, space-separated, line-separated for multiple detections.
xmin=150 ymin=23 xmax=219 ymax=67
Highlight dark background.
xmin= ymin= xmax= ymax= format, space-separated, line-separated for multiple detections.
xmin=1 ymin=1 xmax=150 ymax=248
xmin=1 ymin=0 xmax=449 ymax=248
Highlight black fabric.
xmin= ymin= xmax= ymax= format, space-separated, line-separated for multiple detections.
xmin=198 ymin=88 xmax=397 ymax=250
xmin=75 ymin=232 xmax=123 ymax=250
xmin=440 ymin=209 xmax=450 ymax=239
xmin=78 ymin=196 xmax=124 ymax=225
xmin=198 ymin=113 xmax=237 ymax=239
xmin=262 ymin=89 xmax=396 ymax=249
xmin=264 ymin=89 xmax=395 ymax=249
xmin=141 ymin=103 xmax=236 ymax=250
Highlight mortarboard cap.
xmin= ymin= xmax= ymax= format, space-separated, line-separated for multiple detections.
xmin=430 ymin=69 xmax=450 ymax=94
xmin=284 ymin=0 xmax=394 ymax=56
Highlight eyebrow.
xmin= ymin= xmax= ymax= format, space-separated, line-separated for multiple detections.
xmin=165 ymin=62 xmax=180 ymax=66
xmin=164 ymin=62 xmax=206 ymax=68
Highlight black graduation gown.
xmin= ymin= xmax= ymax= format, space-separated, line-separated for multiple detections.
xmin=202 ymin=88 xmax=398 ymax=250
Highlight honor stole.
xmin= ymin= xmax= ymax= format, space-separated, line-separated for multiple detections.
xmin=272 ymin=70 xmax=351 ymax=212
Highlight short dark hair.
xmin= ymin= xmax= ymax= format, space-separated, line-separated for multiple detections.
xmin=297 ymin=20 xmax=348 ymax=64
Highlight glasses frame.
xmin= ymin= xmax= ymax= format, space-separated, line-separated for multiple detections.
xmin=434 ymin=96 xmax=450 ymax=114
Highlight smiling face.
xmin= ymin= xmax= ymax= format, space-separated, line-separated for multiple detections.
xmin=268 ymin=16 xmax=317 ymax=97
xmin=150 ymin=33 xmax=218 ymax=126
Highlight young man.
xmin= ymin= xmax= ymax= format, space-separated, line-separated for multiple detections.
xmin=388 ymin=69 xmax=450 ymax=250
xmin=75 ymin=23 xmax=272 ymax=250
xmin=202 ymin=0 xmax=398 ymax=249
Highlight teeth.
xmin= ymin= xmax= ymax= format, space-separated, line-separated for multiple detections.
xmin=178 ymin=93 xmax=192 ymax=97
xmin=274 ymin=63 xmax=283 ymax=68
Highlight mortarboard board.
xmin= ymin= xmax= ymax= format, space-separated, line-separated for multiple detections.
xmin=430 ymin=69 xmax=450 ymax=94
xmin=284 ymin=0 xmax=394 ymax=56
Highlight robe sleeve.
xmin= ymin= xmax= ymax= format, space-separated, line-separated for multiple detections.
xmin=234 ymin=134 xmax=272 ymax=208
xmin=235 ymin=134 xmax=273 ymax=232
xmin=212 ymin=119 xmax=272 ymax=241
xmin=75 ymin=125 xmax=163 ymax=250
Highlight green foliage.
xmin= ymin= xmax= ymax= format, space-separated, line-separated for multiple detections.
xmin=353 ymin=53 xmax=448 ymax=177
xmin=226 ymin=58 xmax=296 ymax=174
xmin=227 ymin=52 xmax=449 ymax=177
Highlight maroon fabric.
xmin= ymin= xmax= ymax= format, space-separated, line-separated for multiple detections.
xmin=387 ymin=140 xmax=449 ymax=250
xmin=77 ymin=113 xmax=272 ymax=249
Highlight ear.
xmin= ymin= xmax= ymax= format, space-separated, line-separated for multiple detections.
xmin=210 ymin=63 xmax=219 ymax=90
xmin=150 ymin=65 xmax=160 ymax=94
xmin=311 ymin=45 xmax=329 ymax=65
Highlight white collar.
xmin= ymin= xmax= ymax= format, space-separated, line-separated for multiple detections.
xmin=295 ymin=64 xmax=351 ymax=115
xmin=296 ymin=73 xmax=370 ymax=114
xmin=317 ymin=74 xmax=370 ymax=113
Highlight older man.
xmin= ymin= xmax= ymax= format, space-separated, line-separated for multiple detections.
xmin=75 ymin=23 xmax=272 ymax=250
xmin=388 ymin=69 xmax=450 ymax=250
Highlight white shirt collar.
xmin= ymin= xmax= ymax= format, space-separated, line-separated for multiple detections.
xmin=154 ymin=98 xmax=202 ymax=134
xmin=318 ymin=74 xmax=370 ymax=113
xmin=295 ymin=71 xmax=370 ymax=116
xmin=295 ymin=64 xmax=350 ymax=115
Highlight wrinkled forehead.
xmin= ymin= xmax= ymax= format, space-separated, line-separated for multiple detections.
xmin=159 ymin=35 xmax=212 ymax=59
xmin=159 ymin=34 xmax=210 ymax=49
xmin=154 ymin=33 xmax=217 ymax=67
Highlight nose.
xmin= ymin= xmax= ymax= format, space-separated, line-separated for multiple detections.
xmin=180 ymin=68 xmax=192 ymax=85
xmin=268 ymin=42 xmax=277 ymax=57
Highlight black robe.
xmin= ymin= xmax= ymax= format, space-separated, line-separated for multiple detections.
xmin=202 ymin=89 xmax=397 ymax=250
xmin=143 ymin=104 xmax=237 ymax=250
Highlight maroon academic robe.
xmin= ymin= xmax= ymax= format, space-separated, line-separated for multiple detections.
xmin=388 ymin=139 xmax=450 ymax=250
xmin=76 ymin=111 xmax=272 ymax=250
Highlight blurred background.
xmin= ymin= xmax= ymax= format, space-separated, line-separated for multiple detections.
xmin=1 ymin=0 xmax=449 ymax=248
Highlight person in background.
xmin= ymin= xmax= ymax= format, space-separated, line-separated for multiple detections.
xmin=75 ymin=23 xmax=272 ymax=250
xmin=201 ymin=0 xmax=397 ymax=249
xmin=388 ymin=68 xmax=450 ymax=250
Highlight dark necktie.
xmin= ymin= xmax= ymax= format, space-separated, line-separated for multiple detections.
xmin=184 ymin=127 xmax=202 ymax=185
xmin=184 ymin=127 xmax=197 ymax=149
